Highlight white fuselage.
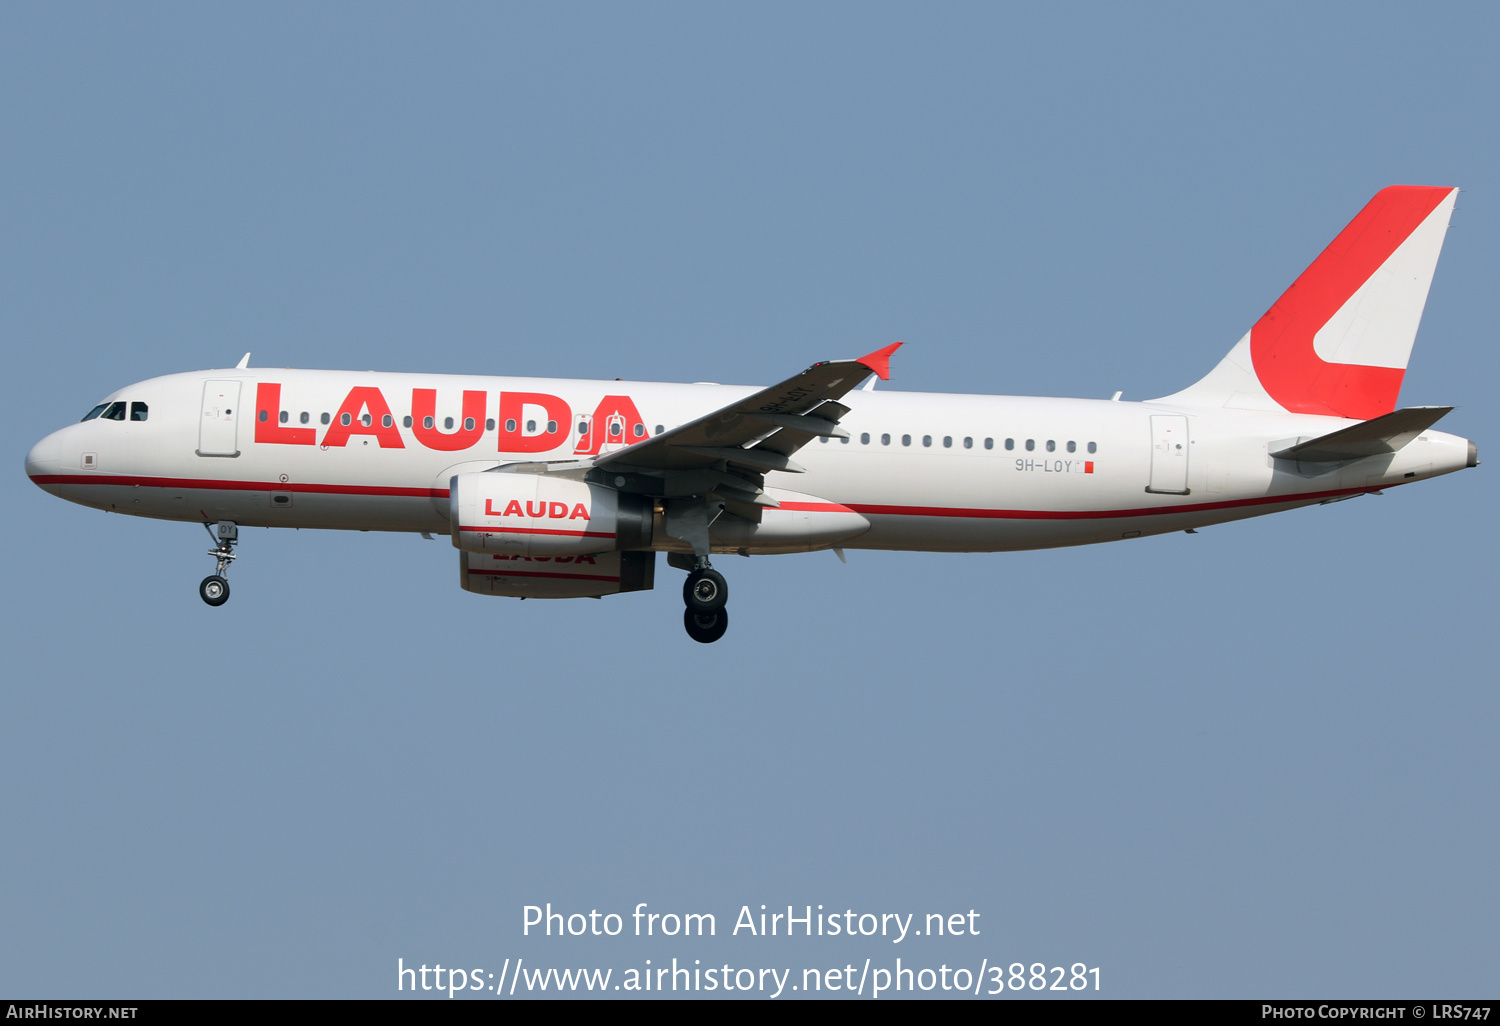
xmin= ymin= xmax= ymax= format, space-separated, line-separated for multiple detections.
xmin=24 ymin=367 xmax=1474 ymax=552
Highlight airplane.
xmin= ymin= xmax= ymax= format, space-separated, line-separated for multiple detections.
xmin=24 ymin=185 xmax=1478 ymax=643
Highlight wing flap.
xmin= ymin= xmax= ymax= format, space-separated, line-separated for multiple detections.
xmin=747 ymin=410 xmax=851 ymax=438
xmin=678 ymin=446 xmax=806 ymax=474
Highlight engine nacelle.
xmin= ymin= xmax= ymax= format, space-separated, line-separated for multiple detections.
xmin=460 ymin=550 xmax=655 ymax=599
xmin=450 ymin=471 xmax=653 ymax=557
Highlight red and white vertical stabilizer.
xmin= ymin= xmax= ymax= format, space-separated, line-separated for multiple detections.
xmin=1157 ymin=186 xmax=1458 ymax=420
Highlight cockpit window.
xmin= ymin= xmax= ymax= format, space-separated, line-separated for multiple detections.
xmin=130 ymin=402 xmax=149 ymax=422
xmin=101 ymin=402 xmax=127 ymax=421
xmin=81 ymin=403 xmax=109 ymax=422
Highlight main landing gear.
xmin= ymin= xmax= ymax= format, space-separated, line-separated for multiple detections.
xmin=199 ymin=521 xmax=237 ymax=607
xmin=682 ymin=559 xmax=729 ymax=644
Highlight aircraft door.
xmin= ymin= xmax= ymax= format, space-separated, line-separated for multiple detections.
xmin=1146 ymin=414 xmax=1189 ymax=494
xmin=601 ymin=412 xmax=627 ymax=453
xmin=198 ymin=380 xmax=242 ymax=457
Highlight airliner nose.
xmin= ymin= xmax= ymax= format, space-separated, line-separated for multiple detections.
xmin=25 ymin=431 xmax=62 ymax=484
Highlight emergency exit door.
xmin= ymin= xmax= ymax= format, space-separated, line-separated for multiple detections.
xmin=198 ymin=380 xmax=242 ymax=457
xmin=1146 ymin=414 xmax=1189 ymax=494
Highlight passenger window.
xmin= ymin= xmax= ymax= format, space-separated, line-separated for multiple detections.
xmin=549 ymin=421 xmax=559 ymax=434
xmin=1025 ymin=439 xmax=1035 ymax=451
xmin=609 ymin=422 xmax=622 ymax=437
xmin=300 ymin=412 xmax=310 ymax=424
xmin=444 ymin=417 xmax=455 ymax=430
xmin=382 ymin=414 xmax=393 ymax=428
xmin=131 ymin=402 xmax=149 ymax=422
xmin=984 ymin=437 xmax=993 ymax=450
xmin=361 ymin=413 xmax=372 ymax=426
xmin=1005 ymin=438 xmax=1014 ymax=450
xmin=81 ymin=403 xmax=109 ymax=422
xmin=861 ymin=432 xmax=870 ymax=445
xmin=943 ymin=436 xmax=952 ymax=448
xmin=464 ymin=417 xmax=475 ymax=431
xmin=633 ymin=423 xmax=644 ymax=437
xmin=423 ymin=416 xmax=434 ymax=429
xmin=403 ymin=415 xmax=413 ymax=428
xmin=1067 ymin=440 xmax=1076 ymax=453
xmin=1046 ymin=440 xmax=1055 ymax=452
xmin=278 ymin=410 xmax=288 ymax=423
xmin=1088 ymin=441 xmax=1097 ymax=454
xmin=902 ymin=434 xmax=911 ymax=446
xmin=527 ymin=420 xmax=538 ymax=433
xmin=819 ymin=436 xmax=829 ymax=443
xmin=507 ymin=419 xmax=518 ymax=432
xmin=578 ymin=422 xmax=588 ymax=435
xmin=654 ymin=424 xmax=663 ymax=435
xmin=922 ymin=435 xmax=932 ymax=447
xmin=486 ymin=419 xmax=496 ymax=431
xmin=964 ymin=437 xmax=973 ymax=449
xmin=257 ymin=410 xmax=268 ymax=422
xmin=321 ymin=413 xmax=331 ymax=425
xmin=880 ymin=433 xmax=891 ymax=445
xmin=840 ymin=435 xmax=849 ymax=444
xmin=341 ymin=413 xmax=351 ymax=426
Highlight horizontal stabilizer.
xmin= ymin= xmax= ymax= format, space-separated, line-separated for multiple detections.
xmin=1270 ymin=406 xmax=1453 ymax=462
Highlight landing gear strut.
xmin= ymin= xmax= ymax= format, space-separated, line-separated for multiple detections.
xmin=200 ymin=521 xmax=237 ymax=607
xmin=681 ymin=556 xmax=729 ymax=643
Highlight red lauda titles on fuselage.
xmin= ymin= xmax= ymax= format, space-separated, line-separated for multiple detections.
xmin=253 ymin=383 xmax=647 ymax=455
xmin=573 ymin=395 xmax=647 ymax=456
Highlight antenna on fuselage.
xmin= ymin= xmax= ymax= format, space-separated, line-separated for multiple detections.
xmin=236 ymin=353 xmax=251 ymax=369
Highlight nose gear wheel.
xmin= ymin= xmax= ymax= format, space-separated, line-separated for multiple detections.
xmin=199 ymin=521 xmax=238 ymax=606
xmin=199 ymin=575 xmax=230 ymax=606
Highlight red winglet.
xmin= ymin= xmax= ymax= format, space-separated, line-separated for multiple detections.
xmin=856 ymin=341 xmax=903 ymax=380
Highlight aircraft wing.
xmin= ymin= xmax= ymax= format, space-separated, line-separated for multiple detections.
xmin=593 ymin=343 xmax=901 ymax=477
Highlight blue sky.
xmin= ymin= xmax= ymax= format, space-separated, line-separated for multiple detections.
xmin=3 ymin=3 xmax=1496 ymax=998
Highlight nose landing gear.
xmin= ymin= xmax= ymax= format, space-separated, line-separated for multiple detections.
xmin=681 ymin=557 xmax=729 ymax=643
xmin=199 ymin=574 xmax=230 ymax=606
xmin=200 ymin=521 xmax=237 ymax=607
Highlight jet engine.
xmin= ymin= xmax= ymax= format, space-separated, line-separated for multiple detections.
xmin=449 ymin=470 xmax=653 ymax=557
xmin=459 ymin=549 xmax=655 ymax=599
